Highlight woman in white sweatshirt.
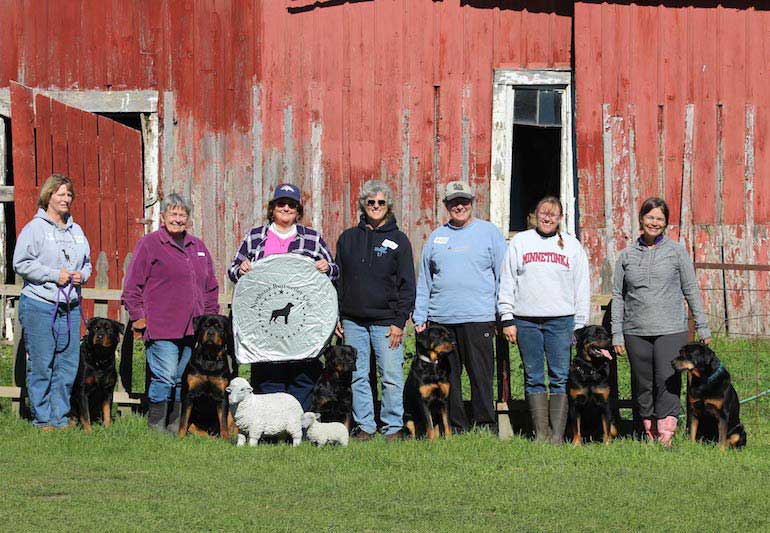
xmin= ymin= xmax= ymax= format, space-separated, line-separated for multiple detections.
xmin=498 ymin=196 xmax=590 ymax=444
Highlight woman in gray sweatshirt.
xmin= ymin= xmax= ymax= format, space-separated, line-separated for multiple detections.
xmin=13 ymin=174 xmax=92 ymax=430
xmin=611 ymin=197 xmax=710 ymax=446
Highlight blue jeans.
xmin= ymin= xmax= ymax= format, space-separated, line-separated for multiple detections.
xmin=145 ymin=338 xmax=193 ymax=403
xmin=251 ymin=359 xmax=322 ymax=412
xmin=343 ymin=320 xmax=404 ymax=435
xmin=19 ymin=294 xmax=81 ymax=428
xmin=515 ymin=316 xmax=574 ymax=395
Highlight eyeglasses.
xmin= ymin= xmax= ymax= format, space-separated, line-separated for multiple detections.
xmin=537 ymin=212 xmax=560 ymax=220
xmin=366 ymin=199 xmax=387 ymax=207
xmin=275 ymin=199 xmax=299 ymax=209
xmin=446 ymin=198 xmax=472 ymax=208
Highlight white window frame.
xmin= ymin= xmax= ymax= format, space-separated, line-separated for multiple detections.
xmin=490 ymin=69 xmax=575 ymax=237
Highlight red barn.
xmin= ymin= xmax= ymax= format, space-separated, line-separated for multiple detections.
xmin=0 ymin=0 xmax=767 ymax=333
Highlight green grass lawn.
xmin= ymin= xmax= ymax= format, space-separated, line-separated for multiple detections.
xmin=1 ymin=335 xmax=770 ymax=531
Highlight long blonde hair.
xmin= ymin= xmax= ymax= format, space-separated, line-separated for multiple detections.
xmin=534 ymin=196 xmax=564 ymax=249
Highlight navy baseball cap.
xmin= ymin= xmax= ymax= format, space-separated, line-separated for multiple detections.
xmin=273 ymin=183 xmax=301 ymax=203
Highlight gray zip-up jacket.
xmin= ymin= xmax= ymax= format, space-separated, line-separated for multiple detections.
xmin=13 ymin=208 xmax=92 ymax=304
xmin=611 ymin=235 xmax=710 ymax=346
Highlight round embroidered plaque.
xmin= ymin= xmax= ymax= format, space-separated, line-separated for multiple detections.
xmin=231 ymin=253 xmax=338 ymax=363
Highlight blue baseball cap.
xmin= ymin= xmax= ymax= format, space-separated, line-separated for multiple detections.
xmin=273 ymin=183 xmax=301 ymax=203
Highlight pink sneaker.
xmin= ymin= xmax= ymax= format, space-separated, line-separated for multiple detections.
xmin=657 ymin=416 xmax=678 ymax=447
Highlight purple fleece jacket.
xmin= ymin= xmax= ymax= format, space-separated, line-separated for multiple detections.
xmin=121 ymin=228 xmax=219 ymax=340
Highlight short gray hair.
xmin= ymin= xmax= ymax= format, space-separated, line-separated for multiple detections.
xmin=358 ymin=180 xmax=394 ymax=215
xmin=161 ymin=192 xmax=192 ymax=216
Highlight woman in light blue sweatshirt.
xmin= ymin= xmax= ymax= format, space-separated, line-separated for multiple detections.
xmin=13 ymin=174 xmax=92 ymax=430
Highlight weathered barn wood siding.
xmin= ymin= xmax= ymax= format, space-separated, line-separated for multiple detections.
xmin=2 ymin=1 xmax=767 ymax=334
xmin=0 ymin=0 xmax=572 ymax=291
xmin=574 ymin=2 xmax=770 ymax=334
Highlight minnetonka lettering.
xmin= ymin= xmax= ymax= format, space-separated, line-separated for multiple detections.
xmin=522 ymin=251 xmax=570 ymax=268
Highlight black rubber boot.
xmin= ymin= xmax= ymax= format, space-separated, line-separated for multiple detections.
xmin=549 ymin=394 xmax=569 ymax=445
xmin=166 ymin=402 xmax=182 ymax=434
xmin=527 ymin=392 xmax=551 ymax=442
xmin=147 ymin=401 xmax=168 ymax=433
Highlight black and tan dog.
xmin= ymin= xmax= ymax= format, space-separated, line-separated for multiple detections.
xmin=310 ymin=344 xmax=357 ymax=427
xmin=178 ymin=314 xmax=235 ymax=439
xmin=70 ymin=318 xmax=124 ymax=432
xmin=672 ymin=342 xmax=746 ymax=450
xmin=567 ymin=325 xmax=617 ymax=445
xmin=403 ymin=325 xmax=453 ymax=441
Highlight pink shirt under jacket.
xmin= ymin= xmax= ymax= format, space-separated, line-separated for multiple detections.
xmin=121 ymin=228 xmax=219 ymax=340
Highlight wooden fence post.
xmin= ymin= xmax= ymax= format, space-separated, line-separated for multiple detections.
xmin=93 ymin=252 xmax=109 ymax=318
xmin=116 ymin=254 xmax=133 ymax=416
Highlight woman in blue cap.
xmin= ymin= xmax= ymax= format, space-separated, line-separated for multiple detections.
xmin=228 ymin=183 xmax=338 ymax=410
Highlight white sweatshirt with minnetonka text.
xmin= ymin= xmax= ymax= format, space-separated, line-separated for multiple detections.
xmin=498 ymin=229 xmax=590 ymax=329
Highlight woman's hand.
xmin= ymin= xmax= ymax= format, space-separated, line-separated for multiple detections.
xmin=70 ymin=271 xmax=83 ymax=286
xmin=613 ymin=344 xmax=626 ymax=356
xmin=315 ymin=259 xmax=330 ymax=273
xmin=415 ymin=323 xmax=427 ymax=333
xmin=238 ymin=259 xmax=253 ymax=275
xmin=57 ymin=269 xmax=71 ymax=286
xmin=132 ymin=318 xmax=147 ymax=340
xmin=386 ymin=325 xmax=403 ymax=348
xmin=334 ymin=321 xmax=344 ymax=338
xmin=503 ymin=325 xmax=517 ymax=345
xmin=702 ymin=337 xmax=711 ymax=345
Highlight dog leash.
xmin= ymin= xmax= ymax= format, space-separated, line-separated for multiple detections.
xmin=50 ymin=282 xmax=88 ymax=340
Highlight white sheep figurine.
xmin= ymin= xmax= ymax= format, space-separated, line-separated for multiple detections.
xmin=301 ymin=412 xmax=349 ymax=448
xmin=226 ymin=377 xmax=303 ymax=447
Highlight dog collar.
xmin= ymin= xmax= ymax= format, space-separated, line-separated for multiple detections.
xmin=419 ymin=355 xmax=438 ymax=365
xmin=706 ymin=363 xmax=725 ymax=384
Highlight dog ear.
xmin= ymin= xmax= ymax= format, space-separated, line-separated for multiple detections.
xmin=86 ymin=317 xmax=98 ymax=329
xmin=574 ymin=326 xmax=587 ymax=344
xmin=110 ymin=319 xmax=125 ymax=335
xmin=193 ymin=315 xmax=204 ymax=331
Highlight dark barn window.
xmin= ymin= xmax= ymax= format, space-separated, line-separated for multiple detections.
xmin=509 ymin=88 xmax=562 ymax=232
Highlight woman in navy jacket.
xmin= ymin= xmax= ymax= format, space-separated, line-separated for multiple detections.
xmin=335 ymin=180 xmax=416 ymax=441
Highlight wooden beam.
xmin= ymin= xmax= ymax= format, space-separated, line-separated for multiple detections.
xmin=0 ymin=185 xmax=14 ymax=202
xmin=0 ymin=385 xmax=141 ymax=405
xmin=0 ymin=88 xmax=159 ymax=117
xmin=0 ymin=283 xmax=235 ymax=304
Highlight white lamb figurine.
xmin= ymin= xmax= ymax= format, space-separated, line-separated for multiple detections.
xmin=301 ymin=412 xmax=349 ymax=448
xmin=226 ymin=377 xmax=303 ymax=447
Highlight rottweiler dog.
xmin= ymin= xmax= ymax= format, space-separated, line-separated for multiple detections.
xmin=567 ymin=325 xmax=617 ymax=445
xmin=672 ymin=342 xmax=746 ymax=450
xmin=70 ymin=317 xmax=124 ymax=432
xmin=310 ymin=344 xmax=357 ymax=427
xmin=403 ymin=325 xmax=453 ymax=441
xmin=178 ymin=314 xmax=235 ymax=439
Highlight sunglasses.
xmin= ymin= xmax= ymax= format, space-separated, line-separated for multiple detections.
xmin=366 ymin=199 xmax=387 ymax=207
xmin=446 ymin=198 xmax=472 ymax=208
xmin=275 ymin=199 xmax=299 ymax=209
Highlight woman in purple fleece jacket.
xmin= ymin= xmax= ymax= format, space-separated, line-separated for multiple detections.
xmin=122 ymin=193 xmax=219 ymax=433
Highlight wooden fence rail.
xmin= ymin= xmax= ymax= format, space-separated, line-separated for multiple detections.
xmin=0 ymin=283 xmax=235 ymax=417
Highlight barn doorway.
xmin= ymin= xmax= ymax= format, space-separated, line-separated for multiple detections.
xmin=490 ymin=70 xmax=574 ymax=237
